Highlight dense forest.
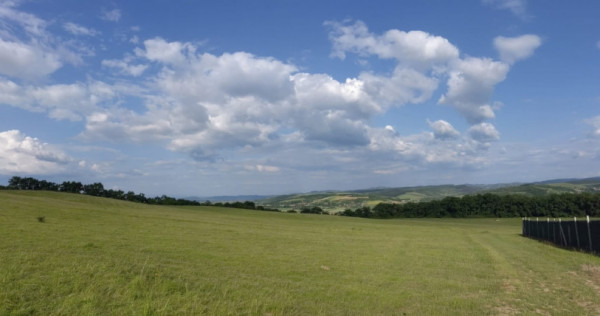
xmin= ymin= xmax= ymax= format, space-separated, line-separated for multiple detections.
xmin=339 ymin=193 xmax=600 ymax=218
xmin=4 ymin=176 xmax=600 ymax=218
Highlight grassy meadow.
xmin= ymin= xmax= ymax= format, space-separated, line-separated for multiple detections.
xmin=1 ymin=191 xmax=600 ymax=315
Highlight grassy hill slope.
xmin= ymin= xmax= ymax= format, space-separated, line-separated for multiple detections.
xmin=1 ymin=191 xmax=600 ymax=314
xmin=258 ymin=184 xmax=491 ymax=211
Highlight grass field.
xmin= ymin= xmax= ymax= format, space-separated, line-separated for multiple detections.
xmin=1 ymin=191 xmax=600 ymax=315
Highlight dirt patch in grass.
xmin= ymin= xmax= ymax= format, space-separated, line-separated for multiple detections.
xmin=494 ymin=304 xmax=519 ymax=315
xmin=582 ymin=264 xmax=600 ymax=295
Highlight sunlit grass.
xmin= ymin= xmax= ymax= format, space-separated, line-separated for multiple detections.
xmin=1 ymin=191 xmax=599 ymax=314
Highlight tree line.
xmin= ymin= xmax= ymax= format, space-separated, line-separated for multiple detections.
xmin=6 ymin=176 xmax=599 ymax=218
xmin=3 ymin=176 xmax=279 ymax=211
xmin=339 ymin=192 xmax=600 ymax=218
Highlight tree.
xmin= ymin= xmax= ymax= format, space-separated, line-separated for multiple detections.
xmin=60 ymin=181 xmax=83 ymax=193
xmin=83 ymin=182 xmax=105 ymax=196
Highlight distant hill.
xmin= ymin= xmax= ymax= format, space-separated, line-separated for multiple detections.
xmin=186 ymin=195 xmax=272 ymax=202
xmin=481 ymin=177 xmax=600 ymax=196
xmin=255 ymin=177 xmax=600 ymax=212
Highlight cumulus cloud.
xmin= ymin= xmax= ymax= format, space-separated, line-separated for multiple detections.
xmin=326 ymin=20 xmax=459 ymax=67
xmin=0 ymin=14 xmax=537 ymax=172
xmin=135 ymin=37 xmax=193 ymax=65
xmin=88 ymin=38 xmax=448 ymax=156
xmin=359 ymin=67 xmax=439 ymax=107
xmin=0 ymin=130 xmax=71 ymax=174
xmin=428 ymin=120 xmax=459 ymax=140
xmin=468 ymin=123 xmax=500 ymax=143
xmin=439 ymin=57 xmax=509 ymax=124
xmin=0 ymin=38 xmax=62 ymax=79
xmin=0 ymin=78 xmax=120 ymax=121
xmin=365 ymin=126 xmax=492 ymax=169
xmin=74 ymin=22 xmax=540 ymax=165
xmin=494 ymin=34 xmax=541 ymax=64
xmin=326 ymin=19 xmax=537 ymax=131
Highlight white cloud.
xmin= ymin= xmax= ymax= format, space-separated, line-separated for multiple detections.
xmin=0 ymin=15 xmax=531 ymax=173
xmin=326 ymin=20 xmax=533 ymax=129
xmin=77 ymin=23 xmax=533 ymax=169
xmin=483 ymin=0 xmax=528 ymax=19
xmin=585 ymin=116 xmax=600 ymax=137
xmin=0 ymin=3 xmax=100 ymax=80
xmin=428 ymin=120 xmax=460 ymax=140
xmin=365 ymin=126 xmax=492 ymax=168
xmin=30 ymin=83 xmax=92 ymax=120
xmin=494 ymin=34 xmax=541 ymax=64
xmin=0 ymin=2 xmax=47 ymax=37
xmin=326 ymin=20 xmax=459 ymax=67
xmin=0 ymin=38 xmax=62 ymax=79
xmin=135 ymin=37 xmax=193 ymax=65
xmin=439 ymin=57 xmax=509 ymax=124
xmin=0 ymin=130 xmax=71 ymax=174
xmin=359 ymin=67 xmax=439 ymax=107
xmin=63 ymin=22 xmax=98 ymax=36
xmin=0 ymin=78 xmax=122 ymax=121
xmin=102 ymin=59 xmax=148 ymax=76
xmin=101 ymin=9 xmax=121 ymax=22
xmin=83 ymin=46 xmax=386 ymax=155
xmin=0 ymin=79 xmax=29 ymax=107
xmin=468 ymin=122 xmax=500 ymax=143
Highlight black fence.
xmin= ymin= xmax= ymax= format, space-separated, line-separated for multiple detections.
xmin=522 ymin=216 xmax=600 ymax=254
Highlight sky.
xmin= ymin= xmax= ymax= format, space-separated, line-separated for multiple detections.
xmin=1 ymin=0 xmax=600 ymax=197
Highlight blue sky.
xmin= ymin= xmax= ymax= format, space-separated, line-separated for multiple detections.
xmin=1 ymin=0 xmax=599 ymax=197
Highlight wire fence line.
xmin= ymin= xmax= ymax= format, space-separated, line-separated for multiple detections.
xmin=522 ymin=216 xmax=600 ymax=254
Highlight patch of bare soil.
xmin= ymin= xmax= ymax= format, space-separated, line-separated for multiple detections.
xmin=582 ymin=264 xmax=600 ymax=295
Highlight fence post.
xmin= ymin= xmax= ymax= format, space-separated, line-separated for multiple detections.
xmin=553 ymin=218 xmax=557 ymax=243
xmin=547 ymin=217 xmax=550 ymax=241
xmin=587 ymin=215 xmax=593 ymax=253
xmin=558 ymin=218 xmax=567 ymax=247
xmin=574 ymin=217 xmax=580 ymax=249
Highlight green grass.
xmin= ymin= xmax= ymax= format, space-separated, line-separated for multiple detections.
xmin=2 ymin=191 xmax=600 ymax=315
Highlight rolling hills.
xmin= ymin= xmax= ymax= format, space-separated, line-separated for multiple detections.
xmin=255 ymin=177 xmax=600 ymax=212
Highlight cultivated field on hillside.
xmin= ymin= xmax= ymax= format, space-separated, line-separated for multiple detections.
xmin=1 ymin=191 xmax=600 ymax=315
